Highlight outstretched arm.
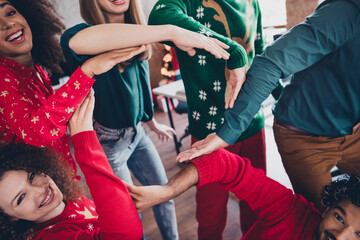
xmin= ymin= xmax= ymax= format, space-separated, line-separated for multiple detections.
xmin=68 ymin=92 xmax=143 ymax=239
xmin=127 ymin=163 xmax=198 ymax=212
xmin=65 ymin=24 xmax=229 ymax=60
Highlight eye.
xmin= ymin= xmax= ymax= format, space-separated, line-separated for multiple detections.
xmin=29 ymin=173 xmax=35 ymax=184
xmin=6 ymin=10 xmax=16 ymax=17
xmin=17 ymin=193 xmax=25 ymax=205
xmin=334 ymin=212 xmax=344 ymax=224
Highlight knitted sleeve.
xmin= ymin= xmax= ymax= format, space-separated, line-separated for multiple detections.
xmin=71 ymin=131 xmax=143 ymax=239
xmin=0 ymin=66 xmax=94 ymax=147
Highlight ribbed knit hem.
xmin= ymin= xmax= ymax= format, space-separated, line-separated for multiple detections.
xmin=192 ymin=156 xmax=213 ymax=187
xmin=71 ymin=130 xmax=98 ymax=150
xmin=227 ymin=46 xmax=247 ymax=70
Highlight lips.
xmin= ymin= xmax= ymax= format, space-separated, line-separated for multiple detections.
xmin=6 ymin=29 xmax=24 ymax=43
xmin=109 ymin=0 xmax=126 ymax=5
xmin=39 ymin=186 xmax=54 ymax=208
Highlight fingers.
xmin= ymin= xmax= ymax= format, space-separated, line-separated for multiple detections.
xmin=187 ymin=48 xmax=196 ymax=57
xmin=209 ymin=37 xmax=230 ymax=49
xmin=200 ymin=36 xmax=230 ymax=60
xmin=176 ymin=148 xmax=204 ymax=163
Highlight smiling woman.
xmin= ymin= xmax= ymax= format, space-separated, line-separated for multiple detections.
xmin=0 ymin=143 xmax=81 ymax=239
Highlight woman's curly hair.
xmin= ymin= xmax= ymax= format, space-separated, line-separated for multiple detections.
xmin=8 ymin=0 xmax=65 ymax=76
xmin=0 ymin=143 xmax=83 ymax=240
xmin=321 ymin=175 xmax=360 ymax=209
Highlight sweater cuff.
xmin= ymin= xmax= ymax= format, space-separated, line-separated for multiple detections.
xmin=191 ymin=155 xmax=213 ymax=187
xmin=71 ymin=130 xmax=99 ymax=150
xmin=226 ymin=46 xmax=247 ymax=70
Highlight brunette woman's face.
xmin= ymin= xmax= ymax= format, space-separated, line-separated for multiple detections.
xmin=97 ymin=0 xmax=130 ymax=21
xmin=0 ymin=1 xmax=32 ymax=59
xmin=0 ymin=170 xmax=65 ymax=223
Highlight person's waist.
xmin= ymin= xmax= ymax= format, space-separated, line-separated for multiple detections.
xmin=274 ymin=119 xmax=311 ymax=135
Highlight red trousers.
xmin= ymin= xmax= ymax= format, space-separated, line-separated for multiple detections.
xmin=193 ymin=130 xmax=266 ymax=239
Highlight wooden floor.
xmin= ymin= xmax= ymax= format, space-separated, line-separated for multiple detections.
xmin=140 ymin=108 xmax=242 ymax=240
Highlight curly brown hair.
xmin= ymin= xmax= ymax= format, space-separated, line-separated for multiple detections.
xmin=0 ymin=143 xmax=83 ymax=240
xmin=321 ymin=175 xmax=360 ymax=209
xmin=8 ymin=0 xmax=65 ymax=76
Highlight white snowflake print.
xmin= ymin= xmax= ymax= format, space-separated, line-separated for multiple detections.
xmin=73 ymin=202 xmax=79 ymax=208
xmin=196 ymin=6 xmax=204 ymax=19
xmin=206 ymin=122 xmax=216 ymax=130
xmin=256 ymin=32 xmax=261 ymax=41
xmin=199 ymin=90 xmax=207 ymax=101
xmin=199 ymin=28 xmax=212 ymax=37
xmin=4 ymin=78 xmax=10 ymax=82
xmin=204 ymin=22 xmax=211 ymax=28
xmin=50 ymin=129 xmax=59 ymax=137
xmin=0 ymin=107 xmax=4 ymax=114
xmin=90 ymin=206 xmax=96 ymax=211
xmin=68 ymin=214 xmax=77 ymax=218
xmin=221 ymin=118 xmax=224 ymax=124
xmin=87 ymin=223 xmax=94 ymax=231
xmin=31 ymin=116 xmax=39 ymax=124
xmin=198 ymin=55 xmax=206 ymax=66
xmin=213 ymin=80 xmax=221 ymax=92
xmin=156 ymin=4 xmax=166 ymax=10
xmin=209 ymin=106 xmax=217 ymax=116
xmin=192 ymin=111 xmax=200 ymax=121
xmin=62 ymin=92 xmax=68 ymax=98
xmin=0 ymin=90 xmax=9 ymax=97
xmin=65 ymin=107 xmax=75 ymax=114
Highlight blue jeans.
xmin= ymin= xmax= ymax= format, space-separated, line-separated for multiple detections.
xmin=94 ymin=121 xmax=178 ymax=240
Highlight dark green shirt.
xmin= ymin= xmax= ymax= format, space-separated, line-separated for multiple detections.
xmin=61 ymin=23 xmax=153 ymax=129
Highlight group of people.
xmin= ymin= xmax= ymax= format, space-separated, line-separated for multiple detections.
xmin=0 ymin=0 xmax=359 ymax=239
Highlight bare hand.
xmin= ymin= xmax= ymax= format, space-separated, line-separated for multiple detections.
xmin=225 ymin=66 xmax=247 ymax=109
xmin=146 ymin=119 xmax=176 ymax=142
xmin=69 ymin=90 xmax=95 ymax=136
xmin=125 ymin=183 xmax=172 ymax=213
xmin=171 ymin=27 xmax=230 ymax=60
xmin=176 ymin=133 xmax=229 ymax=163
xmin=81 ymin=45 xmax=149 ymax=78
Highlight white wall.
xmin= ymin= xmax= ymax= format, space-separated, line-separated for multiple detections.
xmin=53 ymin=0 xmax=158 ymax=27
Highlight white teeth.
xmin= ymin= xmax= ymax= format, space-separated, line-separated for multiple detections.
xmin=40 ymin=188 xmax=52 ymax=207
xmin=7 ymin=30 xmax=23 ymax=41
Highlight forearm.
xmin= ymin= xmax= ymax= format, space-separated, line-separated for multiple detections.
xmin=166 ymin=163 xmax=198 ymax=199
xmin=69 ymin=24 xmax=178 ymax=55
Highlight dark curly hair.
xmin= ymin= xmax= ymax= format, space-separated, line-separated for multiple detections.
xmin=8 ymin=0 xmax=65 ymax=76
xmin=0 ymin=143 xmax=83 ymax=240
xmin=321 ymin=175 xmax=360 ymax=209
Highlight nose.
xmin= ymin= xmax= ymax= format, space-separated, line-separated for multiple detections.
xmin=335 ymin=226 xmax=353 ymax=239
xmin=0 ymin=17 xmax=15 ymax=30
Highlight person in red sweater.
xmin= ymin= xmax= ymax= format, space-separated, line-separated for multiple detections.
xmin=0 ymin=92 xmax=143 ymax=240
xmin=128 ymin=150 xmax=360 ymax=239
xmin=0 ymin=0 xmax=229 ymax=175
xmin=0 ymin=0 xmax=149 ymax=173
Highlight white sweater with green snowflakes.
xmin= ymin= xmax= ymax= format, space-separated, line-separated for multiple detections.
xmin=149 ymin=0 xmax=265 ymax=141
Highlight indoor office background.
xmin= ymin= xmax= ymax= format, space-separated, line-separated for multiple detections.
xmin=53 ymin=0 xmax=320 ymax=239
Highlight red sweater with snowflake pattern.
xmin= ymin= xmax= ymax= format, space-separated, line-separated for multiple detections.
xmin=0 ymin=57 xmax=94 ymax=172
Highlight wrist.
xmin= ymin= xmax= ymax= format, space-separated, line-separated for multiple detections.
xmin=80 ymin=61 xmax=95 ymax=78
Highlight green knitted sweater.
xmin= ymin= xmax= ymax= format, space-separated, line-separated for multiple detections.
xmin=149 ymin=0 xmax=266 ymax=141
